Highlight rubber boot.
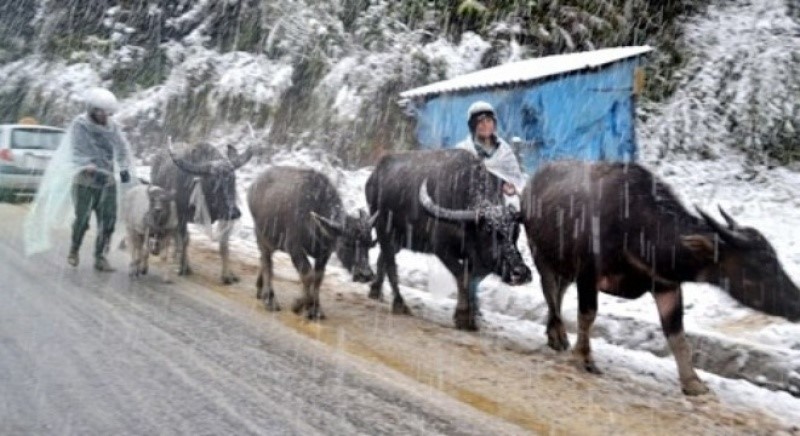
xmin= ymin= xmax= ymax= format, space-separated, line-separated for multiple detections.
xmin=67 ymin=246 xmax=79 ymax=267
xmin=94 ymin=231 xmax=115 ymax=272
xmin=94 ymin=256 xmax=115 ymax=272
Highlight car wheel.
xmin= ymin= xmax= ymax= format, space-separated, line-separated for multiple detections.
xmin=0 ymin=189 xmax=20 ymax=203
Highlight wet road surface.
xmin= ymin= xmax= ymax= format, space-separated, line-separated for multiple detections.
xmin=0 ymin=203 xmax=522 ymax=435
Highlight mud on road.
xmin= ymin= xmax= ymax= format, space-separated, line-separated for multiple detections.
xmin=184 ymin=239 xmax=799 ymax=436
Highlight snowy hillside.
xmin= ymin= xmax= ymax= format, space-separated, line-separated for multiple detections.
xmin=1 ymin=0 xmax=720 ymax=163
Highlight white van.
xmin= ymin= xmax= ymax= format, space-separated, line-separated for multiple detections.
xmin=0 ymin=122 xmax=65 ymax=199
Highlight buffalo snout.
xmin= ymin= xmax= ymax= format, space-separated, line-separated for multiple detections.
xmin=148 ymin=236 xmax=162 ymax=256
xmin=227 ymin=207 xmax=242 ymax=221
xmin=352 ymin=266 xmax=375 ymax=283
xmin=510 ymin=264 xmax=532 ymax=285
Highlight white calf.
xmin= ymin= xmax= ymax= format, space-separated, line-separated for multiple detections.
xmin=123 ymin=185 xmax=178 ymax=283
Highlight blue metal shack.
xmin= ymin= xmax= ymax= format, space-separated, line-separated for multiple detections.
xmin=399 ymin=46 xmax=652 ymax=173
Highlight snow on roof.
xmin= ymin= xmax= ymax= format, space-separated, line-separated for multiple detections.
xmin=400 ymin=46 xmax=653 ymax=99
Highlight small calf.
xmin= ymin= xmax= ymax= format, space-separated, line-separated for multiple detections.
xmin=123 ymin=185 xmax=178 ymax=282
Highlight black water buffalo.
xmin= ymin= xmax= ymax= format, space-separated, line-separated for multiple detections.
xmin=366 ymin=149 xmax=532 ymax=331
xmin=521 ymin=160 xmax=800 ymax=395
xmin=248 ymin=166 xmax=377 ymax=319
xmin=151 ymin=142 xmax=252 ymax=284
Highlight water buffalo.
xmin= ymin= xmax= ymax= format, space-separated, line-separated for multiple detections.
xmin=366 ymin=149 xmax=532 ymax=331
xmin=248 ymin=166 xmax=377 ymax=319
xmin=521 ymin=160 xmax=800 ymax=395
xmin=122 ymin=184 xmax=177 ymax=282
xmin=151 ymin=142 xmax=252 ymax=284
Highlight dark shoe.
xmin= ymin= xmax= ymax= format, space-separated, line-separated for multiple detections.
xmin=67 ymin=250 xmax=79 ymax=267
xmin=94 ymin=257 xmax=116 ymax=272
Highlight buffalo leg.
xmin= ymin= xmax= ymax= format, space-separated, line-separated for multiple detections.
xmin=368 ymin=249 xmax=386 ymax=301
xmin=574 ymin=271 xmax=601 ymax=373
xmin=289 ymin=250 xmax=322 ymax=320
xmin=140 ymin=240 xmax=150 ymax=275
xmin=308 ymin=253 xmax=330 ymax=320
xmin=128 ymin=230 xmax=142 ymax=277
xmin=160 ymin=234 xmax=172 ymax=284
xmin=219 ymin=219 xmax=239 ymax=284
xmin=653 ymin=288 xmax=709 ymax=396
xmin=371 ymin=238 xmax=409 ymax=314
xmin=177 ymin=223 xmax=192 ymax=276
xmin=384 ymin=246 xmax=410 ymax=315
xmin=439 ymin=254 xmax=478 ymax=331
xmin=537 ymin=259 xmax=570 ymax=351
xmin=257 ymin=245 xmax=280 ymax=311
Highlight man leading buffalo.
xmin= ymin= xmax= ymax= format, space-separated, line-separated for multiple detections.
xmin=25 ymin=87 xmax=135 ymax=271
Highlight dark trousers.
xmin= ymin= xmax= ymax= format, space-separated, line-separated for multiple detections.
xmin=71 ymin=183 xmax=117 ymax=259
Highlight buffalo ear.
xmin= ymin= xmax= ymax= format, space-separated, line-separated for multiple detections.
xmin=310 ymin=212 xmax=342 ymax=237
xmin=681 ymin=235 xmax=715 ymax=260
xmin=226 ymin=144 xmax=237 ymax=161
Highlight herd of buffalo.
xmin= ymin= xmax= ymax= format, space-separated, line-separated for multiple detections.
xmin=134 ymin=143 xmax=799 ymax=396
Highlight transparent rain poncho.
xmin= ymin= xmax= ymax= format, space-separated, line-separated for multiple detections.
xmin=24 ymin=114 xmax=137 ymax=256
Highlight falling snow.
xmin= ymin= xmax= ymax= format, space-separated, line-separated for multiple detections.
xmin=2 ymin=0 xmax=800 ymax=432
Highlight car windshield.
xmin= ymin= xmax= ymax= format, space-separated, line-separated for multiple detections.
xmin=11 ymin=128 xmax=64 ymax=150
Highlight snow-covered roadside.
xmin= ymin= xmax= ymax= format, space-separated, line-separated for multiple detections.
xmin=190 ymin=199 xmax=800 ymax=428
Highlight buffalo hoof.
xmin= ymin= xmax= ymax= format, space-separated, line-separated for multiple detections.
xmin=392 ymin=299 xmax=412 ymax=315
xmin=256 ymin=286 xmax=272 ymax=301
xmin=292 ymin=297 xmax=309 ymax=315
xmin=454 ymin=312 xmax=479 ymax=331
xmin=305 ymin=307 xmax=326 ymax=321
xmin=263 ymin=298 xmax=281 ymax=312
xmin=140 ymin=265 xmax=148 ymax=275
xmin=367 ymin=286 xmax=383 ymax=301
xmin=681 ymin=378 xmax=710 ymax=396
xmin=574 ymin=356 xmax=603 ymax=374
xmin=547 ymin=328 xmax=570 ymax=352
xmin=222 ymin=274 xmax=240 ymax=285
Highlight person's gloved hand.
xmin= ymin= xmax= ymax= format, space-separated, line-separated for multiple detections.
xmin=120 ymin=170 xmax=130 ymax=183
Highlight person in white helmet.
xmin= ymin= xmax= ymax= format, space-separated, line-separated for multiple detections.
xmin=25 ymin=88 xmax=136 ymax=267
xmin=63 ymin=87 xmax=135 ymax=271
xmin=456 ymin=101 xmax=526 ymax=204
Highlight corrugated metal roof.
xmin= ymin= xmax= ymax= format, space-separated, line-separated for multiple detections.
xmin=400 ymin=46 xmax=653 ymax=99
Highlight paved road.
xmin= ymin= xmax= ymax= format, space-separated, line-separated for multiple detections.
xmin=0 ymin=203 xmax=521 ymax=436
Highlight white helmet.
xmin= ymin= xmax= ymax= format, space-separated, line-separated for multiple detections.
xmin=83 ymin=87 xmax=119 ymax=113
xmin=467 ymin=101 xmax=495 ymax=121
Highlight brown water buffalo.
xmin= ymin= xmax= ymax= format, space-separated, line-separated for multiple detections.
xmin=248 ymin=166 xmax=376 ymax=320
xmin=366 ymin=149 xmax=532 ymax=331
xmin=521 ymin=160 xmax=800 ymax=395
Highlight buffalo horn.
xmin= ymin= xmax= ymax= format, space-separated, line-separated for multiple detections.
xmin=368 ymin=210 xmax=379 ymax=227
xmin=696 ymin=206 xmax=751 ymax=247
xmin=717 ymin=205 xmax=741 ymax=230
xmin=418 ymin=179 xmax=478 ymax=222
xmin=310 ymin=212 xmax=343 ymax=233
xmin=229 ymin=145 xmax=254 ymax=169
xmin=168 ymin=148 xmax=212 ymax=176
